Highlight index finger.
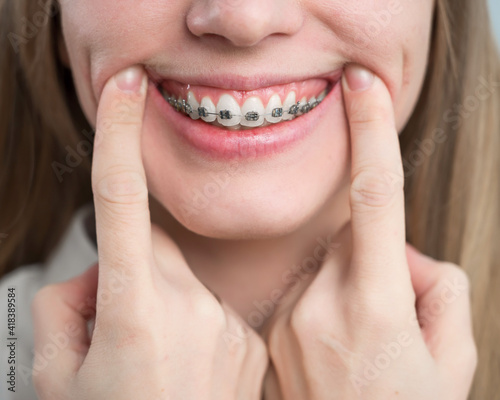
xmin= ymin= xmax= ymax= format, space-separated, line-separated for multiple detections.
xmin=341 ymin=64 xmax=411 ymax=299
xmin=91 ymin=66 xmax=153 ymax=304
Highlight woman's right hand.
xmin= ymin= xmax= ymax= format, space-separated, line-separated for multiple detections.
xmin=31 ymin=65 xmax=268 ymax=400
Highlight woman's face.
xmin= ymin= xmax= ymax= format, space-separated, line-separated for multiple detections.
xmin=59 ymin=0 xmax=435 ymax=239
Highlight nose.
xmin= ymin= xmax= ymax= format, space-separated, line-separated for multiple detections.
xmin=186 ymin=0 xmax=303 ymax=47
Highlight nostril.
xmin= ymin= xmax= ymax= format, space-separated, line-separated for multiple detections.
xmin=195 ymin=33 xmax=240 ymax=47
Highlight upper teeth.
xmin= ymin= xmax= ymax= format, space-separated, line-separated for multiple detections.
xmin=161 ymin=88 xmax=328 ymax=129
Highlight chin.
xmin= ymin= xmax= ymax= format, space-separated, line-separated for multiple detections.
xmin=165 ymin=194 xmax=323 ymax=240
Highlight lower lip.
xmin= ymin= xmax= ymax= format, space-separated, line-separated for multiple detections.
xmin=150 ymin=78 xmax=342 ymax=160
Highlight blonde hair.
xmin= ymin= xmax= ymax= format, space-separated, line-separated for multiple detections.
xmin=1 ymin=0 xmax=499 ymax=398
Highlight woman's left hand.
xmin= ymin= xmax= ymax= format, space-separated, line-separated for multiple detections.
xmin=260 ymin=64 xmax=478 ymax=400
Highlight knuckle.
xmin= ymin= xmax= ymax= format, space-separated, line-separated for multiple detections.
xmin=443 ymin=262 xmax=470 ymax=283
xmin=31 ymin=284 xmax=59 ymax=315
xmin=95 ymin=305 xmax=155 ymax=343
xmin=100 ymin=97 xmax=144 ymax=129
xmin=93 ymin=168 xmax=148 ymax=206
xmin=453 ymin=337 xmax=479 ymax=375
xmin=248 ymin=336 xmax=269 ymax=372
xmin=108 ymin=116 xmax=143 ymax=132
xmin=290 ymin=296 xmax=325 ymax=341
xmin=350 ymin=167 xmax=404 ymax=210
xmin=350 ymin=114 xmax=385 ymax=132
xmin=348 ymin=291 xmax=404 ymax=334
xmin=227 ymin=323 xmax=249 ymax=354
xmin=98 ymin=116 xmax=141 ymax=136
xmin=95 ymin=290 xmax=157 ymax=335
xmin=361 ymin=303 xmax=399 ymax=331
xmin=187 ymin=291 xmax=226 ymax=327
xmin=348 ymin=99 xmax=392 ymax=130
xmin=437 ymin=263 xmax=471 ymax=296
xmin=250 ymin=333 xmax=268 ymax=358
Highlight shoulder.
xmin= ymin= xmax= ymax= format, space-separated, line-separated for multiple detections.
xmin=0 ymin=202 xmax=98 ymax=399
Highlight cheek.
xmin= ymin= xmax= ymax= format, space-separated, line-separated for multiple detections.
xmin=59 ymin=1 xmax=186 ymax=126
xmin=355 ymin=3 xmax=434 ymax=130
xmin=311 ymin=0 xmax=433 ymax=129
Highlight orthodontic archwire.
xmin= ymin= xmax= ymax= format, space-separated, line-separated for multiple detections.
xmin=154 ymin=81 xmax=327 ymax=121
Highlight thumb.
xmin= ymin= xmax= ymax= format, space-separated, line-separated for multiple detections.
xmin=31 ymin=263 xmax=98 ymax=384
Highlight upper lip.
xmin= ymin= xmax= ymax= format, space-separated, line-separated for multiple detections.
xmin=145 ymin=65 xmax=345 ymax=91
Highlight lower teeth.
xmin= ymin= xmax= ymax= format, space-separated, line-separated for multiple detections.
xmin=161 ymin=88 xmax=329 ymax=130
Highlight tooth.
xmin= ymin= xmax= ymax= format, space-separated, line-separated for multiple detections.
xmin=317 ymin=90 xmax=327 ymax=102
xmin=216 ymin=94 xmax=242 ymax=127
xmin=309 ymin=96 xmax=318 ymax=109
xmin=240 ymin=97 xmax=265 ymax=127
xmin=282 ymin=91 xmax=296 ymax=121
xmin=187 ymin=91 xmax=200 ymax=120
xmin=164 ymin=91 xmax=176 ymax=108
xmin=200 ymin=97 xmax=216 ymax=122
xmin=265 ymin=94 xmax=283 ymax=124
xmin=174 ymin=96 xmax=182 ymax=112
xmin=298 ymin=96 xmax=308 ymax=115
xmin=161 ymin=88 xmax=169 ymax=101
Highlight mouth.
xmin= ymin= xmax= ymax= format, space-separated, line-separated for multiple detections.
xmin=157 ymin=78 xmax=333 ymax=131
xmin=148 ymin=68 xmax=344 ymax=159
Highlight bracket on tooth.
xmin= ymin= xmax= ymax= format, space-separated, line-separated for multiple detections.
xmin=219 ymin=110 xmax=233 ymax=119
xmin=181 ymin=100 xmax=193 ymax=114
xmin=165 ymin=95 xmax=323 ymax=120
xmin=288 ymin=104 xmax=299 ymax=115
xmin=300 ymin=103 xmax=311 ymax=114
xmin=198 ymin=107 xmax=208 ymax=117
xmin=245 ymin=111 xmax=260 ymax=121
xmin=272 ymin=108 xmax=283 ymax=118
xmin=310 ymin=100 xmax=320 ymax=109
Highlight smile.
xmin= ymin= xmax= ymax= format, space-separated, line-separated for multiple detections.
xmin=157 ymin=78 xmax=333 ymax=130
xmin=148 ymin=68 xmax=343 ymax=159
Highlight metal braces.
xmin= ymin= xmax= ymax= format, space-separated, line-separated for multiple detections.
xmin=164 ymin=95 xmax=323 ymax=121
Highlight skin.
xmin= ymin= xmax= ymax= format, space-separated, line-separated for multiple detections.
xmin=31 ymin=0 xmax=476 ymax=398
xmin=56 ymin=0 xmax=434 ymax=324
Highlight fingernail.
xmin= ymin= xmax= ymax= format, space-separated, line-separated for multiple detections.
xmin=343 ymin=64 xmax=375 ymax=92
xmin=114 ymin=65 xmax=145 ymax=94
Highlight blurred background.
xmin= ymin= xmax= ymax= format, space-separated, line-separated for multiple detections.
xmin=490 ymin=0 xmax=500 ymax=46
